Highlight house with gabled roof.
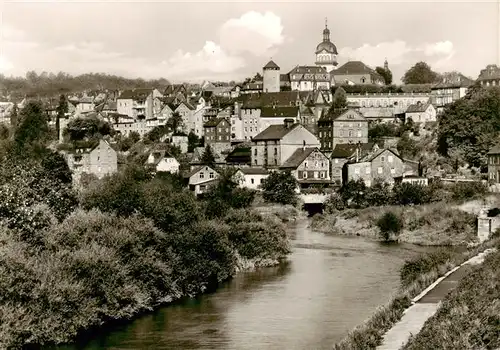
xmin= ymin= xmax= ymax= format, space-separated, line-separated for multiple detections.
xmin=185 ymin=165 xmax=219 ymax=196
xmin=287 ymin=65 xmax=332 ymax=91
xmin=232 ymin=167 xmax=269 ymax=190
xmin=145 ymin=150 xmax=180 ymax=174
xmin=251 ymin=120 xmax=320 ymax=168
xmin=345 ymin=148 xmax=403 ymax=186
xmin=431 ymin=72 xmax=474 ymax=112
xmin=280 ymin=147 xmax=330 ymax=183
xmin=64 ymin=139 xmax=118 ymax=185
xmin=318 ymin=108 xmax=369 ymax=151
xmin=175 ymin=101 xmax=196 ymax=133
xmin=330 ymin=142 xmax=379 ymax=183
xmin=332 ymin=61 xmax=385 ymax=86
xmin=405 ymin=101 xmax=436 ymax=123
xmin=204 ymin=117 xmax=231 ymax=145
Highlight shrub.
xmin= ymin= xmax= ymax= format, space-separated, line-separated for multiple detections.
xmin=324 ymin=192 xmax=346 ymax=213
xmin=376 ymin=211 xmax=403 ymax=241
xmin=448 ymin=181 xmax=487 ymax=201
xmin=261 ymin=171 xmax=298 ymax=205
xmin=400 ymin=249 xmax=453 ymax=287
xmin=392 ymin=182 xmax=430 ymax=205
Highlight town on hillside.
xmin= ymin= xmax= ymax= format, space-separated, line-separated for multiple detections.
xmin=1 ymin=22 xmax=500 ymax=196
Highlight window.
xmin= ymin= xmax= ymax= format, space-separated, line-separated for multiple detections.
xmin=303 ymin=172 xmax=307 ymax=178
xmin=254 ymin=149 xmax=257 ymax=156
xmin=381 ymin=156 xmax=385 ymax=162
xmin=357 ymin=131 xmax=362 ymax=137
xmin=388 ymin=155 xmax=393 ymax=163
xmin=355 ymin=168 xmax=360 ymax=174
xmin=390 ymin=168 xmax=395 ymax=175
xmin=304 ymin=162 xmax=308 ymax=167
xmin=274 ymin=148 xmax=278 ymax=155
xmin=334 ymin=159 xmax=339 ymax=164
xmin=260 ymin=179 xmax=264 ymax=184
xmin=251 ymin=178 xmax=255 ymax=184
xmin=365 ymin=167 xmax=370 ymax=174
xmin=209 ymin=172 xmax=214 ymax=178
xmin=378 ymin=167 xmax=383 ymax=174
xmin=199 ymin=172 xmax=204 ymax=179
xmin=348 ymin=131 xmax=353 ymax=137
xmin=314 ymin=171 xmax=319 ymax=178
xmin=320 ymin=172 xmax=325 ymax=178
xmin=218 ymin=136 xmax=221 ymax=140
xmin=254 ymin=159 xmax=257 ymax=165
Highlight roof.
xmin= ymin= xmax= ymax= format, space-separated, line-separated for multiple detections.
xmin=477 ymin=64 xmax=500 ymax=81
xmin=488 ymin=145 xmax=500 ymax=155
xmin=281 ymin=147 xmax=318 ymax=168
xmin=185 ymin=165 xmax=217 ymax=179
xmin=237 ymin=167 xmax=269 ymax=175
xmin=204 ymin=117 xmax=227 ymax=127
xmin=288 ymin=66 xmax=328 ymax=75
xmin=333 ymin=61 xmax=384 ymax=81
xmin=406 ymin=102 xmax=431 ymax=113
xmin=252 ymin=123 xmax=299 ymax=141
xmin=263 ymin=60 xmax=280 ymax=69
xmin=241 ymin=82 xmax=263 ymax=91
xmin=241 ymin=91 xmax=303 ymax=109
xmin=226 ymin=147 xmax=251 ymax=164
xmin=331 ymin=142 xmax=376 ymax=158
xmin=432 ymin=73 xmax=474 ymax=89
xmin=362 ymin=148 xmax=401 ymax=162
xmin=260 ymin=106 xmax=299 ymax=118
xmin=318 ymin=108 xmax=348 ymax=122
xmin=118 ymin=89 xmax=153 ymax=100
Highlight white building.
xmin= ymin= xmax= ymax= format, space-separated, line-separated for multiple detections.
xmin=146 ymin=150 xmax=180 ymax=173
xmin=233 ymin=168 xmax=269 ymax=190
xmin=405 ymin=102 xmax=437 ymax=123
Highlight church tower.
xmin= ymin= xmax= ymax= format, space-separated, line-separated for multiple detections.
xmin=315 ymin=18 xmax=338 ymax=72
xmin=263 ymin=59 xmax=280 ymax=93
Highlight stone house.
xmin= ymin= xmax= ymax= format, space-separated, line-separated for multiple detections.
xmin=487 ymin=145 xmax=500 ymax=183
xmin=345 ymin=148 xmax=403 ymax=186
xmin=330 ymin=142 xmax=379 ymax=184
xmin=186 ymin=165 xmax=219 ymax=196
xmin=204 ymin=117 xmax=231 ymax=145
xmin=251 ymin=120 xmax=320 ymax=169
xmin=232 ymin=167 xmax=269 ymax=190
xmin=65 ymin=139 xmax=117 ymax=184
xmin=145 ymin=150 xmax=180 ymax=173
xmin=175 ymin=101 xmax=196 ymax=133
xmin=286 ymin=65 xmax=331 ymax=91
xmin=477 ymin=64 xmax=500 ymax=87
xmin=280 ymin=147 xmax=330 ymax=182
xmin=405 ymin=102 xmax=437 ymax=123
xmin=318 ymin=109 xmax=368 ymax=151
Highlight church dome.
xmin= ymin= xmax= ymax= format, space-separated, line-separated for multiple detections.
xmin=316 ymin=41 xmax=338 ymax=55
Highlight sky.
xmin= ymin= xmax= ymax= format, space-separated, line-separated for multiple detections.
xmin=0 ymin=0 xmax=499 ymax=84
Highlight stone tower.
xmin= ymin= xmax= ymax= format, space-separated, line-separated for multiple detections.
xmin=315 ymin=18 xmax=338 ymax=72
xmin=263 ymin=60 xmax=280 ymax=93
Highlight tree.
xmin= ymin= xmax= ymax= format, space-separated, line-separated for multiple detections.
xmin=375 ymin=66 xmax=393 ymax=85
xmin=201 ymin=144 xmax=216 ymax=167
xmin=376 ymin=211 xmax=403 ymax=241
xmin=41 ymin=150 xmax=73 ymax=184
xmin=188 ymin=131 xmax=200 ymax=152
xmin=368 ymin=122 xmax=401 ymax=142
xmin=261 ymin=171 xmax=298 ymax=205
xmin=13 ymin=101 xmax=49 ymax=152
xmin=331 ymin=86 xmax=348 ymax=110
xmin=437 ymin=85 xmax=500 ymax=169
xmin=166 ymin=112 xmax=183 ymax=134
xmin=63 ymin=116 xmax=112 ymax=142
xmin=252 ymin=72 xmax=263 ymax=82
xmin=10 ymin=103 xmax=18 ymax=128
xmin=55 ymin=94 xmax=68 ymax=139
xmin=402 ymin=62 xmax=441 ymax=84
xmin=144 ymin=125 xmax=167 ymax=143
xmin=397 ymin=132 xmax=419 ymax=159
xmin=339 ymin=179 xmax=368 ymax=208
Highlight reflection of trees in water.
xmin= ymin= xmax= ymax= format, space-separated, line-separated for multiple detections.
xmin=65 ymin=262 xmax=292 ymax=350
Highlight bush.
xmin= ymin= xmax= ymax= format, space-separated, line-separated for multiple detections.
xmin=392 ymin=182 xmax=431 ymax=205
xmin=448 ymin=181 xmax=487 ymax=201
xmin=400 ymin=249 xmax=453 ymax=287
xmin=324 ymin=192 xmax=346 ymax=213
xmin=376 ymin=211 xmax=403 ymax=241
xmin=261 ymin=171 xmax=298 ymax=205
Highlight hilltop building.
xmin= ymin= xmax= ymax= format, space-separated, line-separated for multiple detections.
xmin=315 ymin=18 xmax=338 ymax=73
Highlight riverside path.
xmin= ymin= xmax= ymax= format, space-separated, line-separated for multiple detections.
xmin=377 ymin=248 xmax=496 ymax=350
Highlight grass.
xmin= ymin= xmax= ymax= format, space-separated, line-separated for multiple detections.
xmin=402 ymin=245 xmax=500 ymax=350
xmin=333 ymin=237 xmax=500 ymax=350
xmin=312 ymin=201 xmax=478 ymax=246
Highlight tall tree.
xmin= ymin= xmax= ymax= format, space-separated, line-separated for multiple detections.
xmin=375 ymin=66 xmax=393 ymax=85
xmin=10 ymin=103 xmax=18 ymax=128
xmin=331 ymin=86 xmax=348 ymax=110
xmin=13 ymin=101 xmax=49 ymax=150
xmin=167 ymin=111 xmax=183 ymax=134
xmin=201 ymin=144 xmax=216 ymax=167
xmin=402 ymin=62 xmax=441 ymax=84
xmin=55 ymin=94 xmax=68 ymax=140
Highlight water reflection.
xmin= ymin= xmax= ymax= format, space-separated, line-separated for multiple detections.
xmin=57 ymin=219 xmax=433 ymax=350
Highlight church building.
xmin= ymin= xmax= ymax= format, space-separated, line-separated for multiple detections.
xmin=315 ymin=19 xmax=338 ymax=73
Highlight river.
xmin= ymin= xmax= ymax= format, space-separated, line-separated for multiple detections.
xmin=60 ymin=219 xmax=433 ymax=350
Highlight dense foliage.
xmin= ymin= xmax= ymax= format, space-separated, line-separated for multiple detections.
xmin=402 ymin=62 xmax=441 ymax=85
xmin=0 ymin=71 xmax=171 ymax=98
xmin=63 ymin=116 xmax=113 ymax=141
xmin=331 ymin=86 xmax=348 ymax=109
xmin=437 ymin=85 xmax=500 ymax=169
xmin=375 ymin=66 xmax=393 ymax=85
xmin=261 ymin=170 xmax=298 ymax=205
xmin=201 ymin=144 xmax=216 ymax=167
xmin=376 ymin=211 xmax=403 ymax=241
xmin=400 ymin=249 xmax=454 ymax=286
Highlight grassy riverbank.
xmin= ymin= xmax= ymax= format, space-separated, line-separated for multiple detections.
xmin=311 ymin=201 xmax=478 ymax=246
xmin=402 ymin=245 xmax=500 ymax=350
xmin=333 ymin=237 xmax=500 ymax=350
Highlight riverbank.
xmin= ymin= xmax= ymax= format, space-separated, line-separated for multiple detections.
xmin=402 ymin=246 xmax=500 ymax=350
xmin=311 ymin=201 xmax=478 ymax=246
xmin=0 ymin=208 xmax=291 ymax=349
xmin=333 ymin=236 xmax=500 ymax=350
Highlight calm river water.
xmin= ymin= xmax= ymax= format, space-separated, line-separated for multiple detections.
xmin=60 ymin=219 xmax=433 ymax=350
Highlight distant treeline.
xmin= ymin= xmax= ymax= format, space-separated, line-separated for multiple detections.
xmin=0 ymin=71 xmax=173 ymax=99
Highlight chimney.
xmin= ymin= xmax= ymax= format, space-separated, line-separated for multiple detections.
xmin=303 ymin=140 xmax=306 ymax=151
xmin=284 ymin=118 xmax=294 ymax=128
